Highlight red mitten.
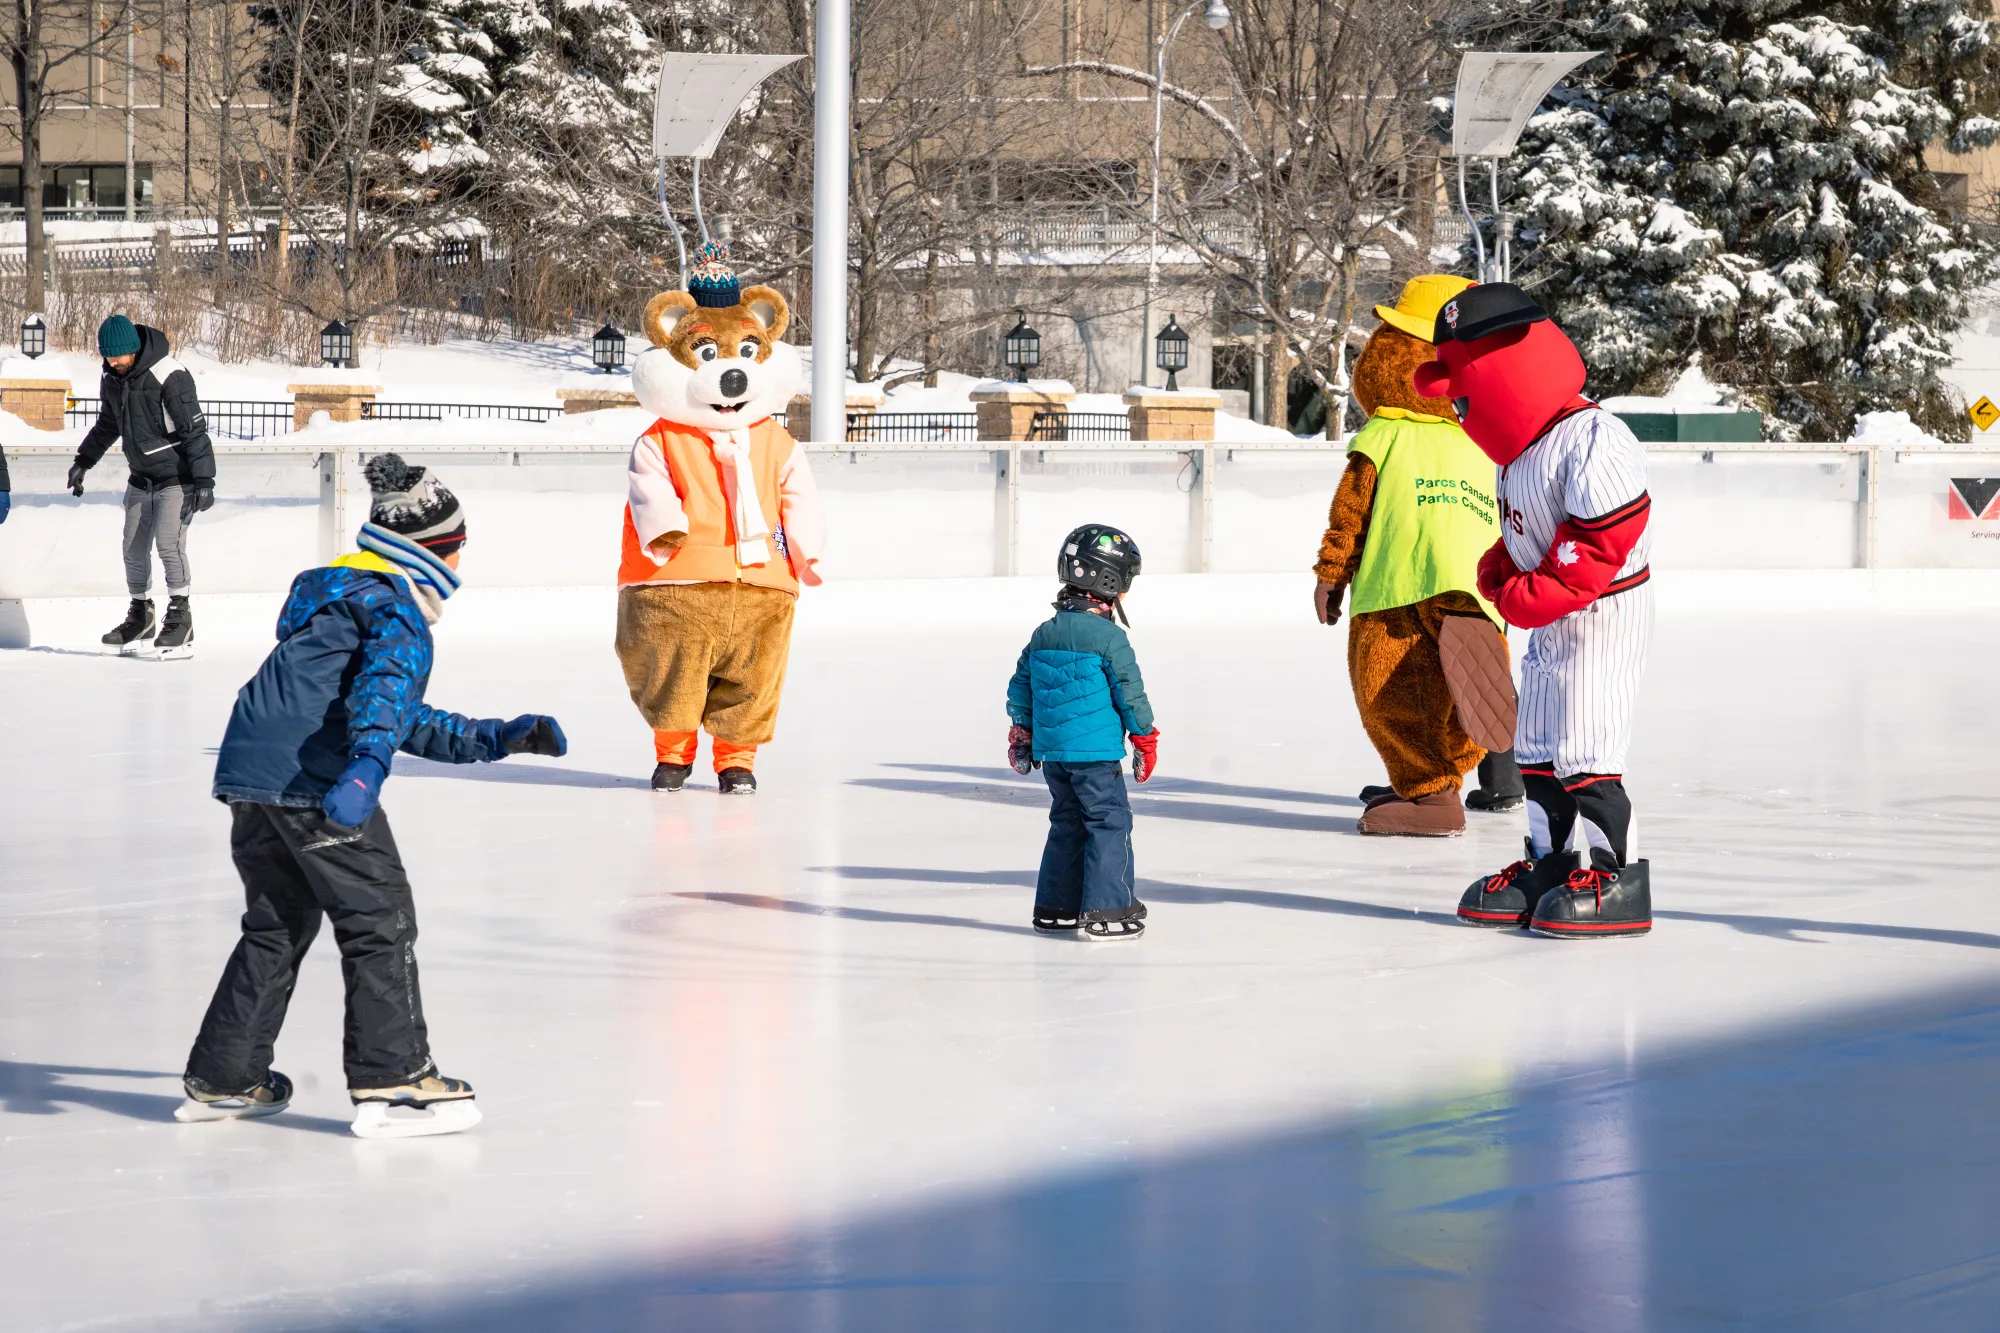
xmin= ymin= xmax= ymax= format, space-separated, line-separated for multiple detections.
xmin=1007 ymin=724 xmax=1035 ymax=775
xmin=1129 ymin=729 xmax=1159 ymax=783
xmin=1476 ymin=539 xmax=1517 ymax=605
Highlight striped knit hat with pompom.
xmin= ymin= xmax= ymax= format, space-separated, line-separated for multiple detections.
xmin=362 ymin=453 xmax=465 ymax=557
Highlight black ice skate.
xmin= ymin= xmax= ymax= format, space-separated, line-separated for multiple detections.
xmin=101 ymin=598 xmax=155 ymax=655
xmin=718 ymin=767 xmax=757 ymax=795
xmin=349 ymin=1069 xmax=481 ymax=1139
xmin=652 ymin=761 xmax=693 ymax=792
xmin=1081 ymin=908 xmax=1144 ymax=942
xmin=1530 ymin=859 xmax=1653 ymax=939
xmin=1033 ymin=909 xmax=1080 ymax=933
xmin=1458 ymin=839 xmax=1579 ymax=927
xmin=174 ymin=1070 xmax=293 ymax=1123
xmin=153 ymin=595 xmax=194 ymax=660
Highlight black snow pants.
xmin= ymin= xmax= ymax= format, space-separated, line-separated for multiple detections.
xmin=185 ymin=801 xmax=432 ymax=1092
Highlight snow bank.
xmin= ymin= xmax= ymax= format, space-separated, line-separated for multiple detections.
xmin=1849 ymin=410 xmax=1946 ymax=447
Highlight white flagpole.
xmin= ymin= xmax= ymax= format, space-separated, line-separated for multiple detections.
xmin=810 ymin=0 xmax=851 ymax=445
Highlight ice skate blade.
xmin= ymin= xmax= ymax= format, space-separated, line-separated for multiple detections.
xmin=351 ymin=1099 xmax=481 ymax=1139
xmin=174 ymin=1096 xmax=289 ymax=1123
xmin=152 ymin=644 xmax=194 ymax=661
xmin=106 ymin=640 xmax=151 ymax=656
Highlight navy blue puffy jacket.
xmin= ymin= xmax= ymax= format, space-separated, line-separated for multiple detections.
xmin=1006 ymin=610 xmax=1155 ymax=763
xmin=213 ymin=566 xmax=500 ymax=806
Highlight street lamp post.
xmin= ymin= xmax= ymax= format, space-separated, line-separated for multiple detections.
xmin=1141 ymin=0 xmax=1229 ymax=389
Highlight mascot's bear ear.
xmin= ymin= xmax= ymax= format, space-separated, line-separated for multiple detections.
xmin=643 ymin=291 xmax=699 ymax=348
xmin=739 ymin=285 xmax=790 ymax=343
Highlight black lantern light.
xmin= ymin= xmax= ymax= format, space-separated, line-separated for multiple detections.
xmin=1155 ymin=313 xmax=1189 ymax=392
xmin=1002 ymin=311 xmax=1041 ymax=383
xmin=592 ymin=324 xmax=627 ymax=373
xmin=319 ymin=319 xmax=354 ymax=368
xmin=20 ymin=313 xmax=46 ymax=360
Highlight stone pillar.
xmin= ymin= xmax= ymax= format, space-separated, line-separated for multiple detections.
xmin=970 ymin=380 xmax=1076 ymax=442
xmin=289 ymin=382 xmax=382 ymax=430
xmin=0 ymin=379 xmax=74 ymax=431
xmin=785 ymin=384 xmax=884 ymax=440
xmin=1123 ymin=387 xmax=1221 ymax=442
xmin=557 ymin=386 xmax=640 ymax=414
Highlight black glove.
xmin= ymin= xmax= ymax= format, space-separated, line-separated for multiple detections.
xmin=181 ymin=483 xmax=214 ymax=524
xmin=501 ymin=715 xmax=568 ymax=757
xmin=66 ymin=462 xmax=86 ymax=497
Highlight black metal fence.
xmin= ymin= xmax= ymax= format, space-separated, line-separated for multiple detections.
xmin=783 ymin=410 xmax=981 ymax=443
xmin=64 ymin=396 xmax=296 ymax=438
xmin=363 ymin=401 xmax=563 ymax=424
xmin=1029 ymin=411 xmax=1130 ymax=442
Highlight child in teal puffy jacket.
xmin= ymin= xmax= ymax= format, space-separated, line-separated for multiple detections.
xmin=1006 ymin=524 xmax=1158 ymax=941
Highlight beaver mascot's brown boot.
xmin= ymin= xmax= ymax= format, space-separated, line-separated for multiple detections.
xmin=1358 ymin=787 xmax=1465 ymax=836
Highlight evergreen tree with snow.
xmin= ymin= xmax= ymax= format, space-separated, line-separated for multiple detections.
xmin=471 ymin=0 xmax=799 ymax=306
xmin=1498 ymin=0 xmax=2000 ymax=439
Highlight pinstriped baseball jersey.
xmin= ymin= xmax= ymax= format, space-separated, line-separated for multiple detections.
xmin=1498 ymin=407 xmax=1651 ymax=580
xmin=1516 ymin=585 xmax=1655 ymax=775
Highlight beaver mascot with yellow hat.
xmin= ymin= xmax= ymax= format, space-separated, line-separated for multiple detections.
xmin=1312 ymin=274 xmax=1522 ymax=835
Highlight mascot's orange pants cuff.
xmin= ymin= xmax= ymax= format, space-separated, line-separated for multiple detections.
xmin=712 ymin=739 xmax=758 ymax=773
xmin=654 ymin=730 xmax=760 ymax=772
xmin=654 ymin=729 xmax=699 ymax=765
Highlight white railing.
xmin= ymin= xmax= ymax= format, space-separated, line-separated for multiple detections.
xmin=7 ymin=436 xmax=2000 ymax=592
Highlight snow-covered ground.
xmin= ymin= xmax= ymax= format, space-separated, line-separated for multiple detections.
xmin=5 ymin=573 xmax=2000 ymax=1330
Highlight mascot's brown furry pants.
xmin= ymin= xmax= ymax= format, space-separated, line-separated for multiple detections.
xmin=1348 ymin=591 xmax=1487 ymax=799
xmin=616 ymin=582 xmax=795 ymax=769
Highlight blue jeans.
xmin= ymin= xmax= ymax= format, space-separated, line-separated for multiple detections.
xmin=1036 ymin=760 xmax=1137 ymax=919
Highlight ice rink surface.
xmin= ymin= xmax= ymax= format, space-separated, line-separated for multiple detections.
xmin=5 ymin=572 xmax=2000 ymax=1332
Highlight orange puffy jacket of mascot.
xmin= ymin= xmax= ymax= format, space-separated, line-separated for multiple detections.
xmin=1314 ymin=275 xmax=1510 ymax=837
xmin=615 ymin=243 xmax=825 ymax=788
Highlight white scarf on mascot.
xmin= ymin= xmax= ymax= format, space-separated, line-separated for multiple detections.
xmin=704 ymin=425 xmax=772 ymax=566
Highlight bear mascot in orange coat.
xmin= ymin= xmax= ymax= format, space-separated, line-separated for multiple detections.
xmin=616 ymin=241 xmax=825 ymax=795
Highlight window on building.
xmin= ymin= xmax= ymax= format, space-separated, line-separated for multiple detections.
xmin=0 ymin=164 xmax=156 ymax=210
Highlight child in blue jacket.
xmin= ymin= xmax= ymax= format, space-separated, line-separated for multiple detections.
xmin=1007 ymin=524 xmax=1158 ymax=941
xmin=179 ymin=455 xmax=566 ymax=1139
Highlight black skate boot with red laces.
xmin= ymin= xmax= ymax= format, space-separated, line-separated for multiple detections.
xmin=1529 ymin=857 xmax=1652 ymax=939
xmin=1458 ymin=839 xmax=1579 ymax=927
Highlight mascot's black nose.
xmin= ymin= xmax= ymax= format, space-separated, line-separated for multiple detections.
xmin=719 ymin=368 xmax=749 ymax=398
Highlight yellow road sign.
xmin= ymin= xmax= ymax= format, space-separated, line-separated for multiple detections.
xmin=1972 ymin=396 xmax=1999 ymax=431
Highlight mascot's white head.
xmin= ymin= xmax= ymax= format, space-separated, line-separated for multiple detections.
xmin=632 ymin=242 xmax=801 ymax=432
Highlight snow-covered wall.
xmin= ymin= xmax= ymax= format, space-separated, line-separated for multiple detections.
xmin=7 ymin=437 xmax=2000 ymax=598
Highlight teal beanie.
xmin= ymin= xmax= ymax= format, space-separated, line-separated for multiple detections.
xmin=98 ymin=314 xmax=140 ymax=358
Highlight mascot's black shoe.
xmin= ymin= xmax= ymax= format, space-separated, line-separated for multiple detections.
xmin=1530 ymin=859 xmax=1652 ymax=939
xmin=1458 ymin=841 xmax=1578 ymax=927
xmin=1466 ymin=748 xmax=1526 ymax=812
xmin=718 ymin=768 xmax=757 ymax=795
xmin=1359 ymin=784 xmax=1394 ymax=804
xmin=1466 ymin=785 xmax=1525 ymax=813
xmin=651 ymin=762 xmax=693 ymax=792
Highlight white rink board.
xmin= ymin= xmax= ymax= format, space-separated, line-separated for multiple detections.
xmin=9 ymin=444 xmax=2000 ymax=596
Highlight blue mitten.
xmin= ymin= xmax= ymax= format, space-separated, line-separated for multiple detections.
xmin=501 ymin=715 xmax=567 ymax=757
xmin=0 ymin=491 xmax=10 ymax=524
xmin=322 ymin=755 xmax=387 ymax=830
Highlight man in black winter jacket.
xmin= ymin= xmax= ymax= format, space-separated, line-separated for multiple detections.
xmin=68 ymin=315 xmax=215 ymax=658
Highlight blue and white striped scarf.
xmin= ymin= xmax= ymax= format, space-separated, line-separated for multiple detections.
xmin=357 ymin=522 xmax=462 ymax=624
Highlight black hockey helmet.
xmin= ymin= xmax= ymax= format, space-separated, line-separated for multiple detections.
xmin=1058 ymin=524 xmax=1142 ymax=599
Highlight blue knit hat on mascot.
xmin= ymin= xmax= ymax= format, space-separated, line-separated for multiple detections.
xmin=687 ymin=241 xmax=741 ymax=309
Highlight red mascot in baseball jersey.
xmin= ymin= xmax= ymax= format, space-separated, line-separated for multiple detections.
xmin=1412 ymin=283 xmax=1655 ymax=938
